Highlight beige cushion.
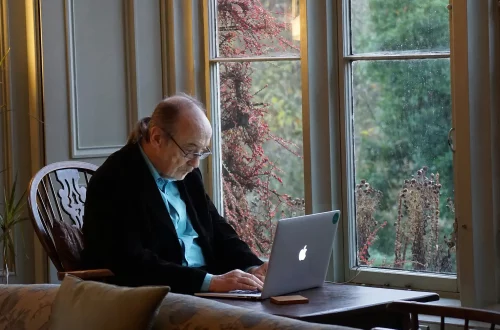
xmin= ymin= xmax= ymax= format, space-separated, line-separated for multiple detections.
xmin=0 ymin=284 xmax=58 ymax=330
xmin=49 ymin=275 xmax=169 ymax=330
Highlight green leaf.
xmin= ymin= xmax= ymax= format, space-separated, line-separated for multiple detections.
xmin=7 ymin=173 xmax=18 ymax=216
xmin=0 ymin=168 xmax=28 ymax=270
xmin=6 ymin=233 xmax=15 ymax=263
xmin=9 ymin=216 xmax=28 ymax=228
xmin=12 ymin=190 xmax=27 ymax=218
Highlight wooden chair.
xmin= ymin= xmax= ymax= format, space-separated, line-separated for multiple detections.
xmin=386 ymin=300 xmax=500 ymax=330
xmin=27 ymin=161 xmax=114 ymax=281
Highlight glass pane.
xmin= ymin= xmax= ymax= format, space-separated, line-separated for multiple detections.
xmin=219 ymin=60 xmax=304 ymax=257
xmin=216 ymin=0 xmax=301 ymax=58
xmin=350 ymin=0 xmax=450 ymax=54
xmin=352 ymin=59 xmax=456 ymax=274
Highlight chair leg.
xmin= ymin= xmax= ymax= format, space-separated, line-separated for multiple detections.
xmin=401 ymin=312 xmax=411 ymax=330
xmin=411 ymin=313 xmax=419 ymax=330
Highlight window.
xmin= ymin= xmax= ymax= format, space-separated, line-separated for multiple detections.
xmin=341 ymin=0 xmax=457 ymax=291
xmin=208 ymin=0 xmax=305 ymax=257
xmin=206 ymin=0 xmax=458 ymax=293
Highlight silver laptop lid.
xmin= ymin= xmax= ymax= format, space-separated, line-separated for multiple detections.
xmin=260 ymin=210 xmax=340 ymax=299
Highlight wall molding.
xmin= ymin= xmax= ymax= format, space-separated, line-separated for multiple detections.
xmin=124 ymin=0 xmax=138 ymax=133
xmin=164 ymin=0 xmax=176 ymax=96
xmin=64 ymin=0 xmax=137 ymax=158
xmin=0 ymin=0 xmax=15 ymax=276
xmin=26 ymin=0 xmax=48 ymax=283
xmin=1 ymin=0 xmax=13 ymax=190
xmin=159 ymin=0 xmax=169 ymax=97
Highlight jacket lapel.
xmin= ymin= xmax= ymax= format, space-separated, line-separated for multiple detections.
xmin=176 ymin=180 xmax=214 ymax=263
xmin=129 ymin=144 xmax=179 ymax=240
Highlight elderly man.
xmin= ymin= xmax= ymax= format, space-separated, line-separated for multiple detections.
xmin=82 ymin=94 xmax=267 ymax=294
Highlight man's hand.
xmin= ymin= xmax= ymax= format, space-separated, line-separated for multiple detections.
xmin=208 ymin=269 xmax=264 ymax=292
xmin=247 ymin=261 xmax=268 ymax=282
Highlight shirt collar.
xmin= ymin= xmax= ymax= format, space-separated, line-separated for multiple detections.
xmin=138 ymin=144 xmax=173 ymax=188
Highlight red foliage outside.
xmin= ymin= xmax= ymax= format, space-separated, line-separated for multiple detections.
xmin=217 ymin=0 xmax=300 ymax=255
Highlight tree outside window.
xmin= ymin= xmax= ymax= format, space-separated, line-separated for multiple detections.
xmin=210 ymin=0 xmax=457 ymax=275
xmin=213 ymin=0 xmax=304 ymax=257
xmin=349 ymin=0 xmax=456 ymax=274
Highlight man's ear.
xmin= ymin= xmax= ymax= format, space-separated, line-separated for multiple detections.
xmin=149 ymin=127 xmax=164 ymax=147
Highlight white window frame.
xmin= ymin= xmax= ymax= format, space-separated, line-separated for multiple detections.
xmin=336 ymin=0 xmax=459 ymax=294
xmin=202 ymin=0 xmax=471 ymax=297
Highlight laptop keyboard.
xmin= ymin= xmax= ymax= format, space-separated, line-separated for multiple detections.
xmin=228 ymin=289 xmax=261 ymax=294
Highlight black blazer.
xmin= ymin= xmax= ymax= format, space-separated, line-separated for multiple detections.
xmin=81 ymin=142 xmax=263 ymax=294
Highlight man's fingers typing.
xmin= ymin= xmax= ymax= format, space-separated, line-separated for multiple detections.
xmin=208 ymin=269 xmax=265 ymax=292
xmin=254 ymin=274 xmax=265 ymax=282
xmin=236 ymin=283 xmax=261 ymax=291
xmin=238 ymin=271 xmax=263 ymax=286
xmin=236 ymin=275 xmax=263 ymax=290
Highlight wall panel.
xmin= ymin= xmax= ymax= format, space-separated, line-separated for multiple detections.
xmin=37 ymin=0 xmax=164 ymax=282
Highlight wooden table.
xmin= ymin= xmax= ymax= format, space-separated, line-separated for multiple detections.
xmin=208 ymin=282 xmax=440 ymax=329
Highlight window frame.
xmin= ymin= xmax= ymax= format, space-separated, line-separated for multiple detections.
xmin=203 ymin=0 xmax=465 ymax=296
xmin=336 ymin=0 xmax=459 ymax=294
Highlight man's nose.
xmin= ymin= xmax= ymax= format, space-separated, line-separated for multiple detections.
xmin=187 ymin=156 xmax=201 ymax=168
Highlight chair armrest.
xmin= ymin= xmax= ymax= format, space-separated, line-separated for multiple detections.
xmin=57 ymin=269 xmax=114 ymax=281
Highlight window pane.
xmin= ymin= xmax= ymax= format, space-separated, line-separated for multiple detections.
xmin=352 ymin=59 xmax=456 ymax=274
xmin=350 ymin=0 xmax=450 ymax=54
xmin=219 ymin=60 xmax=304 ymax=257
xmin=216 ymin=0 xmax=300 ymax=58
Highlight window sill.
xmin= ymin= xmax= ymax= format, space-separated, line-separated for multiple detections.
xmin=341 ymin=281 xmax=459 ymax=301
xmin=346 ymin=266 xmax=458 ymax=293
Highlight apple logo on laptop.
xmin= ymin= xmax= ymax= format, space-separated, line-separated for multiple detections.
xmin=298 ymin=245 xmax=307 ymax=261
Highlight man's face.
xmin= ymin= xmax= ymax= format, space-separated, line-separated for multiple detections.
xmin=149 ymin=112 xmax=212 ymax=181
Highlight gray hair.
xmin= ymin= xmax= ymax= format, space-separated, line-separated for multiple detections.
xmin=126 ymin=93 xmax=206 ymax=145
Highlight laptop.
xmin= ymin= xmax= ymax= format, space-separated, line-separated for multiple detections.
xmin=195 ymin=210 xmax=340 ymax=300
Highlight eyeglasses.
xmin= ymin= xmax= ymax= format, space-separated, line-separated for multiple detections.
xmin=167 ymin=133 xmax=212 ymax=160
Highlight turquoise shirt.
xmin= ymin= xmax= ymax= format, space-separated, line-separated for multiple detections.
xmin=139 ymin=145 xmax=212 ymax=291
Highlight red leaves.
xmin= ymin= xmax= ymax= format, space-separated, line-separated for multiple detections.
xmin=218 ymin=0 xmax=302 ymax=257
xmin=217 ymin=0 xmax=298 ymax=58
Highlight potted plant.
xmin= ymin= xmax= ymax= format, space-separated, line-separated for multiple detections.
xmin=0 ymin=48 xmax=27 ymax=284
xmin=0 ymin=173 xmax=28 ymax=284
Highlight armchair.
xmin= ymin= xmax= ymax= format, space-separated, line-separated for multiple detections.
xmin=27 ymin=161 xmax=113 ymax=281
